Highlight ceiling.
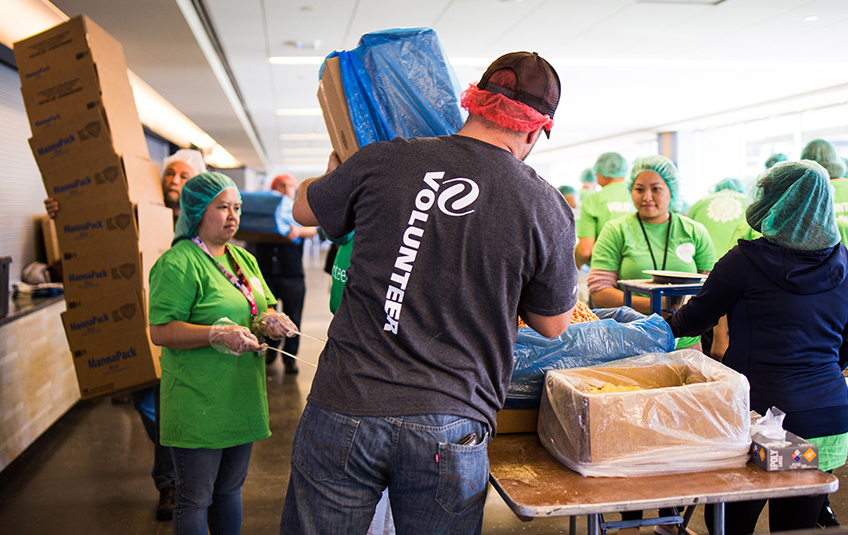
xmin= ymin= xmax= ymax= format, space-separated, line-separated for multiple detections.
xmin=47 ymin=0 xmax=848 ymax=176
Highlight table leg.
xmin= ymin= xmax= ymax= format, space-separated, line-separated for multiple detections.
xmin=587 ymin=513 xmax=599 ymax=535
xmin=651 ymin=291 xmax=663 ymax=316
xmin=623 ymin=289 xmax=632 ymax=308
xmin=569 ymin=516 xmax=576 ymax=535
xmin=713 ymin=503 xmax=725 ymax=535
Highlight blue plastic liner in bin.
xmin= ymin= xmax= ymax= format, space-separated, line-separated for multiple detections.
xmin=504 ymin=307 xmax=676 ymax=409
xmin=321 ymin=27 xmax=465 ymax=147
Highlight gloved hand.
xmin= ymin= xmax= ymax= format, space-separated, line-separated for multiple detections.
xmin=252 ymin=311 xmax=298 ymax=340
xmin=209 ymin=318 xmax=262 ymax=355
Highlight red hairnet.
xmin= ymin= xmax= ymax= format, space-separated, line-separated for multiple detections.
xmin=461 ymin=83 xmax=554 ymax=134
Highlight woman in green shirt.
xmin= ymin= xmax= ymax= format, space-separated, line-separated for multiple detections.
xmin=588 ymin=155 xmax=715 ymax=533
xmin=588 ymin=155 xmax=716 ymax=350
xmin=149 ymin=173 xmax=296 ymax=535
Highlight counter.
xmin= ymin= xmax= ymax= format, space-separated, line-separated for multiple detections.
xmin=0 ymin=295 xmax=79 ymax=472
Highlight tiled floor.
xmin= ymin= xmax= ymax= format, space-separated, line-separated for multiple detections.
xmin=0 ymin=247 xmax=846 ymax=534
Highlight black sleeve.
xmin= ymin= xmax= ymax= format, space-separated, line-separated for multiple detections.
xmin=668 ymin=250 xmax=746 ymax=338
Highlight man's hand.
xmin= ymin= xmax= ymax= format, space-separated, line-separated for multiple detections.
xmin=326 ymin=151 xmax=342 ymax=174
xmin=44 ymin=198 xmax=58 ymax=219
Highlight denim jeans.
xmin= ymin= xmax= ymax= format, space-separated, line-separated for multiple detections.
xmin=129 ymin=385 xmax=176 ymax=490
xmin=280 ymin=403 xmax=490 ymax=535
xmin=172 ymin=442 xmax=253 ymax=535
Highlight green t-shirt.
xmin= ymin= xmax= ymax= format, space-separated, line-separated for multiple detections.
xmin=577 ymin=182 xmax=635 ymax=239
xmin=149 ymin=239 xmax=276 ymax=449
xmin=591 ymin=213 xmax=717 ymax=349
xmin=687 ymin=190 xmax=746 ymax=257
xmin=832 ymin=179 xmax=848 ymax=225
xmin=329 ymin=240 xmax=352 ymax=314
xmin=724 ymin=220 xmax=761 ymax=256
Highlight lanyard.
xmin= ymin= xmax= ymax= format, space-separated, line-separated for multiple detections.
xmin=192 ymin=237 xmax=258 ymax=316
xmin=637 ymin=213 xmax=673 ymax=271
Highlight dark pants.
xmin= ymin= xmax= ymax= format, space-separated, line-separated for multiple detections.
xmin=129 ymin=385 xmax=176 ymax=490
xmin=265 ymin=276 xmax=305 ymax=363
xmin=704 ymin=495 xmax=826 ymax=534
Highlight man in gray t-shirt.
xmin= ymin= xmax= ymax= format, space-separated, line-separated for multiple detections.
xmin=280 ymin=52 xmax=577 ymax=535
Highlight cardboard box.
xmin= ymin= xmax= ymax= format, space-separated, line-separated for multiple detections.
xmin=136 ymin=202 xmax=174 ymax=253
xmin=123 ymin=155 xmax=165 ymax=207
xmin=60 ymin=241 xmax=142 ymax=303
xmin=317 ymin=56 xmax=359 ymax=163
xmin=29 ymin=104 xmax=148 ymax=176
xmin=496 ymin=408 xmax=539 ymax=434
xmin=14 ymin=15 xmax=149 ymax=160
xmin=14 ymin=15 xmax=128 ymax=86
xmin=751 ymin=431 xmax=819 ymax=471
xmin=41 ymin=147 xmax=163 ymax=208
xmin=61 ymin=292 xmax=158 ymax=399
xmin=53 ymin=196 xmax=138 ymax=253
xmin=540 ymin=363 xmax=749 ymax=464
xmin=38 ymin=215 xmax=60 ymax=265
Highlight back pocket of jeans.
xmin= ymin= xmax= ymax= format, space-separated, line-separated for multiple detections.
xmin=435 ymin=439 xmax=489 ymax=514
xmin=291 ymin=404 xmax=359 ymax=481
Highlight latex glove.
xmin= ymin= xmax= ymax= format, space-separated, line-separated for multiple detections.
xmin=253 ymin=311 xmax=297 ymax=339
xmin=209 ymin=318 xmax=262 ymax=355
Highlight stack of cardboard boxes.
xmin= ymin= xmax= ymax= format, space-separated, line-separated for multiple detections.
xmin=14 ymin=15 xmax=175 ymax=399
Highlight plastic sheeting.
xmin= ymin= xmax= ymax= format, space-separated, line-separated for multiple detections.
xmin=238 ymin=191 xmax=297 ymax=238
xmin=322 ymin=27 xmax=465 ymax=147
xmin=538 ymin=350 xmax=751 ymax=477
xmin=505 ymin=307 xmax=675 ymax=410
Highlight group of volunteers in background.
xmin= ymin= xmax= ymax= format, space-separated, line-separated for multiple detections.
xmin=567 ymin=137 xmax=848 ymax=533
xmin=42 ymin=45 xmax=848 ymax=535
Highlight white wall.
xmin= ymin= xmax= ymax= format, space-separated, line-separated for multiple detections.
xmin=0 ymin=61 xmax=48 ymax=281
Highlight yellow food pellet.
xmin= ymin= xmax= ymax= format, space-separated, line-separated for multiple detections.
xmin=586 ymin=383 xmax=644 ymax=394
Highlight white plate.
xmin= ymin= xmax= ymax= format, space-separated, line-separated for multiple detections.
xmin=643 ymin=270 xmax=706 ymax=281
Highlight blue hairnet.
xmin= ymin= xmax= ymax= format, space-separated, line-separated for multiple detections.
xmin=843 ymin=157 xmax=848 ymax=178
xmin=800 ymin=139 xmax=846 ymax=179
xmin=173 ymin=172 xmax=241 ymax=245
xmin=593 ymin=152 xmax=628 ymax=179
xmin=764 ymin=153 xmax=787 ymax=169
xmin=580 ymin=168 xmax=596 ymax=183
xmin=558 ymin=185 xmax=577 ymax=196
xmin=746 ymin=160 xmax=839 ymax=251
xmin=710 ymin=178 xmax=747 ymax=194
xmin=627 ymin=155 xmax=683 ymax=212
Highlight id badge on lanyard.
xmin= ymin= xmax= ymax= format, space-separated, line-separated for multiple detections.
xmin=192 ymin=237 xmax=259 ymax=317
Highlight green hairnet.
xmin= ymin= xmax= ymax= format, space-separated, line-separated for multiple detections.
xmin=558 ymin=185 xmax=577 ymax=196
xmin=593 ymin=152 xmax=628 ymax=179
xmin=627 ymin=155 xmax=683 ymax=212
xmin=800 ymin=139 xmax=845 ymax=179
xmin=173 ymin=172 xmax=241 ymax=245
xmin=711 ymin=178 xmax=747 ymax=194
xmin=580 ymin=168 xmax=596 ymax=183
xmin=746 ymin=160 xmax=839 ymax=251
xmin=764 ymin=153 xmax=787 ymax=169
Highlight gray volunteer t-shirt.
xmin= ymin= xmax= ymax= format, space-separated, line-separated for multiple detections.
xmin=306 ymin=135 xmax=578 ymax=431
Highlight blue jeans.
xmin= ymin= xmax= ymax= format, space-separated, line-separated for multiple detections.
xmin=280 ymin=403 xmax=490 ymax=535
xmin=129 ymin=385 xmax=176 ymax=490
xmin=172 ymin=443 xmax=253 ymax=535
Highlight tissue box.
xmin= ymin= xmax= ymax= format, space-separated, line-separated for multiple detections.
xmin=751 ymin=431 xmax=819 ymax=471
xmin=538 ymin=350 xmax=752 ymax=477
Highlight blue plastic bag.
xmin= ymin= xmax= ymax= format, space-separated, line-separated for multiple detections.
xmin=321 ymin=28 xmax=465 ymax=146
xmin=238 ymin=191 xmax=301 ymax=241
xmin=505 ymin=307 xmax=676 ymax=409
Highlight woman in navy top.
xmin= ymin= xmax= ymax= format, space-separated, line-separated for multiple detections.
xmin=670 ymin=160 xmax=848 ymax=534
